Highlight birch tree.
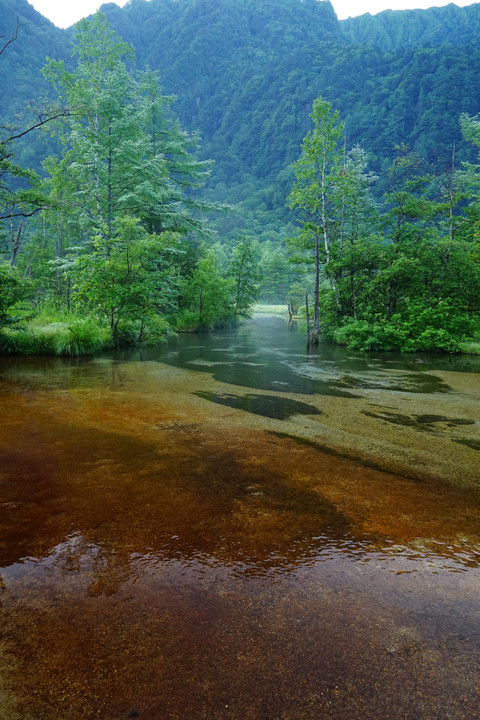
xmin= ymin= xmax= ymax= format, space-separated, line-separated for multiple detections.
xmin=289 ymin=97 xmax=344 ymax=343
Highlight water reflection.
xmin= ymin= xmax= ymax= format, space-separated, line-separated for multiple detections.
xmin=0 ymin=316 xmax=480 ymax=719
xmin=4 ymin=525 xmax=480 ymax=594
xmin=104 ymin=317 xmax=459 ymax=396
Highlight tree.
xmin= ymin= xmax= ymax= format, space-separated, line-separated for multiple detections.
xmin=43 ymin=13 xmax=212 ymax=248
xmin=140 ymin=69 xmax=214 ymax=236
xmin=328 ymin=144 xmax=380 ymax=324
xmin=332 ymin=138 xmax=480 ymax=352
xmin=0 ymin=261 xmax=27 ymax=330
xmin=73 ymin=216 xmax=180 ymax=344
xmin=0 ymin=21 xmax=69 ymax=325
xmin=0 ymin=22 xmax=67 ymax=222
xmin=38 ymin=12 xmax=217 ymax=337
xmin=227 ymin=235 xmax=262 ymax=318
xmin=289 ymin=97 xmax=344 ymax=343
xmin=181 ymin=249 xmax=233 ymax=329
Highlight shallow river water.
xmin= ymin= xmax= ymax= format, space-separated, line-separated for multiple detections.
xmin=0 ymin=316 xmax=480 ymax=720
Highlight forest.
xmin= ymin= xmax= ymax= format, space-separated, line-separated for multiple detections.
xmin=0 ymin=0 xmax=479 ymax=353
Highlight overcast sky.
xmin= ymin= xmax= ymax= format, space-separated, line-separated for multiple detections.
xmin=29 ymin=0 xmax=479 ymax=29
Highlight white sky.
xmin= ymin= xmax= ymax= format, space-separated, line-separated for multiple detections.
xmin=29 ymin=0 xmax=479 ymax=29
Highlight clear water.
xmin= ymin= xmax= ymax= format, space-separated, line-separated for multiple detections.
xmin=0 ymin=316 xmax=479 ymax=719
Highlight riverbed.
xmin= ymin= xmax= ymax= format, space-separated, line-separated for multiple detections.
xmin=0 ymin=316 xmax=479 ymax=719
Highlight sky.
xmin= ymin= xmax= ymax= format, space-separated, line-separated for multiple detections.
xmin=29 ymin=0 xmax=479 ymax=29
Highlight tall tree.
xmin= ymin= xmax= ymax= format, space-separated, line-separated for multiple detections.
xmin=333 ymin=145 xmax=379 ymax=322
xmin=40 ymin=12 xmax=217 ymax=336
xmin=227 ymin=235 xmax=262 ymax=318
xmin=289 ymin=97 xmax=344 ymax=343
xmin=43 ymin=13 xmax=212 ymax=247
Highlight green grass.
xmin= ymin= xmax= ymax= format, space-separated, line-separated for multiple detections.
xmin=253 ymin=304 xmax=288 ymax=317
xmin=458 ymin=340 xmax=480 ymax=355
xmin=0 ymin=314 xmax=111 ymax=356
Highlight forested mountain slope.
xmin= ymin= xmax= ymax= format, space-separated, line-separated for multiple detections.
xmin=0 ymin=0 xmax=70 ymax=167
xmin=0 ymin=0 xmax=70 ymax=117
xmin=2 ymin=0 xmax=480 ymax=211
xmin=342 ymin=2 xmax=480 ymax=50
xmin=92 ymin=0 xmax=480 ymax=193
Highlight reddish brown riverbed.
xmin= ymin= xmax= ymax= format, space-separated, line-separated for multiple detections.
xmin=0 ymin=318 xmax=479 ymax=719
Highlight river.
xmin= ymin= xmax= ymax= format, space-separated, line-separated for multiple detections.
xmin=0 ymin=315 xmax=479 ymax=719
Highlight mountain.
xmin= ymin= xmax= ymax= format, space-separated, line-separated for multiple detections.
xmin=0 ymin=0 xmax=70 ymax=117
xmin=0 ymin=0 xmax=71 ymax=168
xmin=2 ymin=0 xmax=480 ymax=232
xmin=89 ymin=0 xmax=480 ymax=179
xmin=342 ymin=2 xmax=480 ymax=50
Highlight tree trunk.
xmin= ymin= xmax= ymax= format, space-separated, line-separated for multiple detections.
xmin=305 ymin=291 xmax=311 ymax=345
xmin=340 ymin=136 xmax=346 ymax=260
xmin=10 ymin=219 xmax=23 ymax=267
xmin=312 ymin=233 xmax=320 ymax=345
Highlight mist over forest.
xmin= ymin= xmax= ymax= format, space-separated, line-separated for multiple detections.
xmin=1 ymin=0 xmax=480 ymax=352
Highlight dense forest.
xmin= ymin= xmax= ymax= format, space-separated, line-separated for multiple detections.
xmin=0 ymin=0 xmax=479 ymax=352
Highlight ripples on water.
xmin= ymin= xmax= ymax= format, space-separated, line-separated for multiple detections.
xmin=0 ymin=316 xmax=479 ymax=719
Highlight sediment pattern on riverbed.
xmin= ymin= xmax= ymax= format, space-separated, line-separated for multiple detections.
xmin=0 ymin=319 xmax=479 ymax=719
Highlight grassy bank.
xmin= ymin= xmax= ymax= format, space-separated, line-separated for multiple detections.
xmin=253 ymin=304 xmax=289 ymax=317
xmin=0 ymin=315 xmax=112 ymax=356
xmin=458 ymin=340 xmax=480 ymax=355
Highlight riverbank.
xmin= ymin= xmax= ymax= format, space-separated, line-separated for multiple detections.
xmin=1 ymin=303 xmax=479 ymax=357
xmin=255 ymin=305 xmax=480 ymax=355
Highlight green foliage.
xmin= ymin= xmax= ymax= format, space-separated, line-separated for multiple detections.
xmin=0 ymin=328 xmax=55 ymax=355
xmin=333 ymin=300 xmax=477 ymax=353
xmin=288 ymin=99 xmax=480 ymax=352
xmin=342 ymin=3 xmax=480 ymax=51
xmin=0 ymin=261 xmax=29 ymax=328
xmin=5 ymin=0 xmax=480 ymax=247
xmin=43 ymin=12 xmax=213 ymax=254
xmin=51 ymin=318 xmax=110 ymax=355
xmin=227 ymin=235 xmax=262 ymax=318
xmin=0 ymin=139 xmax=46 ymax=220
xmin=72 ymin=216 xmax=180 ymax=344
xmin=0 ymin=315 xmax=110 ymax=356
xmin=2 ymin=1 xmax=480 ymax=355
xmin=179 ymin=249 xmax=233 ymax=330
xmin=84 ymin=0 xmax=480 ymax=228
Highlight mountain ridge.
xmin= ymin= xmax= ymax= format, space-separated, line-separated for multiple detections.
xmin=2 ymin=0 xmax=480 ymax=224
xmin=341 ymin=3 xmax=480 ymax=50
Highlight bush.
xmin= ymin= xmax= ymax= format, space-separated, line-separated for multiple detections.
xmin=0 ymin=329 xmax=55 ymax=355
xmin=113 ymin=314 xmax=170 ymax=346
xmin=333 ymin=299 xmax=477 ymax=352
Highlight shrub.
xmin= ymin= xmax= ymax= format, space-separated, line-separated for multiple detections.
xmin=333 ymin=299 xmax=476 ymax=352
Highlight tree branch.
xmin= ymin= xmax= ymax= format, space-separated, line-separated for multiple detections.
xmin=4 ymin=109 xmax=70 ymax=144
xmin=0 ymin=19 xmax=27 ymax=57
